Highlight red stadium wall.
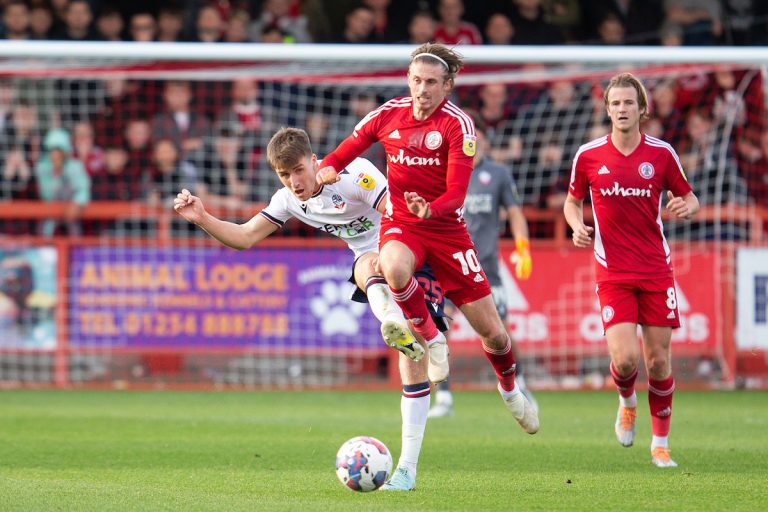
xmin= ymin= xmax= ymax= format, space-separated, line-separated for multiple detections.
xmin=445 ymin=243 xmax=737 ymax=387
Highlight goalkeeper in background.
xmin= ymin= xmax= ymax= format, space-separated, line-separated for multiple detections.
xmin=428 ymin=111 xmax=536 ymax=418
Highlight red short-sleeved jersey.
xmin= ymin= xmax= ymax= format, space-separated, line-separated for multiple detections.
xmin=322 ymin=96 xmax=476 ymax=233
xmin=569 ymin=133 xmax=693 ymax=282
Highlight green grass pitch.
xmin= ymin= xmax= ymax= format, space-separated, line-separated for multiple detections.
xmin=1 ymin=389 xmax=766 ymax=511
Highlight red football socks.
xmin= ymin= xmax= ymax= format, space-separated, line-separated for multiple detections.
xmin=648 ymin=375 xmax=675 ymax=437
xmin=484 ymin=337 xmax=517 ymax=392
xmin=390 ymin=277 xmax=439 ymax=340
xmin=610 ymin=361 xmax=638 ymax=398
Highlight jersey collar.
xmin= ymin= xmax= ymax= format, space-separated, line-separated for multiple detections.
xmin=410 ymin=97 xmax=449 ymax=122
xmin=608 ymin=132 xmax=645 ymax=158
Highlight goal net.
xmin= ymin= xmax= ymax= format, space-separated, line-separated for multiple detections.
xmin=0 ymin=42 xmax=765 ymax=389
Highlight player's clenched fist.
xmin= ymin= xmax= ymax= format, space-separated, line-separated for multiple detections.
xmin=665 ymin=191 xmax=693 ymax=219
xmin=316 ymin=165 xmax=340 ymax=185
xmin=173 ymin=188 xmax=205 ymax=224
xmin=571 ymin=224 xmax=594 ymax=248
xmin=510 ymin=238 xmax=532 ymax=280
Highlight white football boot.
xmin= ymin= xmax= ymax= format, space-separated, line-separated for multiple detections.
xmin=427 ymin=332 xmax=449 ymax=383
xmin=498 ymin=383 xmax=539 ymax=434
xmin=381 ymin=466 xmax=416 ymax=491
xmin=515 ymin=374 xmax=538 ymax=414
xmin=615 ymin=405 xmax=637 ymax=447
xmin=651 ymin=447 xmax=678 ymax=468
xmin=427 ymin=401 xmax=453 ymax=419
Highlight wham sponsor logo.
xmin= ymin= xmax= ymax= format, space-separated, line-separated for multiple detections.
xmin=599 ymin=181 xmax=651 ymax=198
xmin=388 ymin=149 xmax=441 ymax=166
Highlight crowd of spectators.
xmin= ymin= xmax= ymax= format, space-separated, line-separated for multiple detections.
xmin=1 ymin=0 xmax=766 ymax=46
xmin=0 ymin=0 xmax=766 ymax=239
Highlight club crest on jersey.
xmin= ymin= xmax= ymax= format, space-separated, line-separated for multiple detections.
xmin=425 ymin=130 xmax=443 ymax=150
xmin=478 ymin=170 xmax=492 ymax=185
xmin=354 ymin=172 xmax=376 ymax=190
xmin=602 ymin=305 xmax=615 ymax=323
xmin=638 ymin=162 xmax=655 ymax=179
xmin=331 ymin=193 xmax=345 ymax=209
xmin=463 ymin=134 xmax=477 ymax=156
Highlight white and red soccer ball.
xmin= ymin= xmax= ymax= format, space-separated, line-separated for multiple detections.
xmin=335 ymin=436 xmax=392 ymax=492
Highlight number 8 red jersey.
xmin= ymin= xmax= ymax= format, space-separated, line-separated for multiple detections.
xmin=569 ymin=133 xmax=693 ymax=283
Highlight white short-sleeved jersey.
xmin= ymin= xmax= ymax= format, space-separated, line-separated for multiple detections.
xmin=260 ymin=158 xmax=388 ymax=259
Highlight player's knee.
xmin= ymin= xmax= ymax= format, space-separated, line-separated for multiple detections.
xmin=613 ymin=360 xmax=637 ymax=377
xmin=380 ymin=261 xmax=411 ymax=289
xmin=646 ymin=354 xmax=670 ymax=378
xmin=481 ymin=330 xmax=509 ymax=350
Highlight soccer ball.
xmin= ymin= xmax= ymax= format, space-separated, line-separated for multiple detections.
xmin=335 ymin=436 xmax=393 ymax=492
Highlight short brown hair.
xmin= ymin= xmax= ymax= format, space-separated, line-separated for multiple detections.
xmin=604 ymin=72 xmax=650 ymax=120
xmin=410 ymin=42 xmax=464 ymax=83
xmin=266 ymin=127 xmax=313 ymax=170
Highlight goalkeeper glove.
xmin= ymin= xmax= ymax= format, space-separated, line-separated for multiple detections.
xmin=510 ymin=238 xmax=532 ymax=280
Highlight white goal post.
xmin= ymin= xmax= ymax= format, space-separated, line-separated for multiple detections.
xmin=3 ymin=40 xmax=768 ymax=63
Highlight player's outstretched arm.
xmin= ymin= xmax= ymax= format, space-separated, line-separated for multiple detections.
xmin=666 ymin=190 xmax=699 ymax=220
xmin=563 ymin=193 xmax=594 ymax=248
xmin=173 ymin=188 xmax=278 ymax=250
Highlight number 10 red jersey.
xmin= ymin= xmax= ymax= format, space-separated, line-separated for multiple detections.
xmin=322 ymin=96 xmax=476 ymax=234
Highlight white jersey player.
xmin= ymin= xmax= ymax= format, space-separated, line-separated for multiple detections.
xmin=174 ymin=127 xmax=444 ymax=487
xmin=260 ymin=155 xmax=385 ymax=260
xmin=174 ymin=128 xmax=429 ymax=360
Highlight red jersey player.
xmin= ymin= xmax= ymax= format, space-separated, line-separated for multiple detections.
xmin=564 ymin=73 xmax=699 ymax=468
xmin=317 ymin=43 xmax=539 ymax=490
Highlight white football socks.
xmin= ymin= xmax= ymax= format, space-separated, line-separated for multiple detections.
xmin=398 ymin=387 xmax=430 ymax=474
xmin=499 ymin=385 xmax=521 ymax=400
xmin=620 ymin=392 xmax=638 ymax=408
xmin=367 ymin=281 xmax=408 ymax=326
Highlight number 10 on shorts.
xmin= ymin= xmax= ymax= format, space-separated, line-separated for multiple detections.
xmin=453 ymin=249 xmax=481 ymax=275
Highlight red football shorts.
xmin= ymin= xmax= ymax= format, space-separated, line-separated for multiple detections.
xmin=379 ymin=220 xmax=491 ymax=307
xmin=596 ymin=276 xmax=681 ymax=331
